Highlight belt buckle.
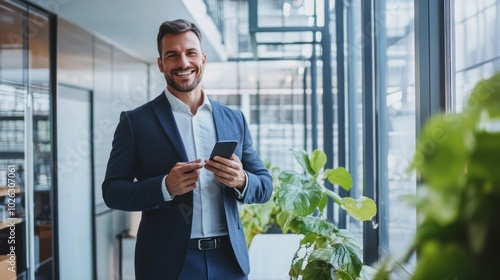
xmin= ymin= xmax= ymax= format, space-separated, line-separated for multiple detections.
xmin=198 ymin=237 xmax=218 ymax=250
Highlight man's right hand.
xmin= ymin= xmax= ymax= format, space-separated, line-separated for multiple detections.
xmin=165 ymin=159 xmax=203 ymax=196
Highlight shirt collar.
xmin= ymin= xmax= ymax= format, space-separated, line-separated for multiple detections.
xmin=164 ymin=89 xmax=212 ymax=114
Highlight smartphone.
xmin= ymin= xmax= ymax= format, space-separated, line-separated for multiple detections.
xmin=209 ymin=140 xmax=238 ymax=160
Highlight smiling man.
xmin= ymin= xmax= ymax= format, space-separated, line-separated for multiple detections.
xmin=102 ymin=19 xmax=273 ymax=280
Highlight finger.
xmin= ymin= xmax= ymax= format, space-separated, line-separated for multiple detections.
xmin=183 ymin=182 xmax=197 ymax=192
xmin=184 ymin=175 xmax=200 ymax=186
xmin=213 ymin=174 xmax=229 ymax=185
xmin=229 ymin=154 xmax=240 ymax=162
xmin=204 ymin=160 xmax=224 ymax=172
xmin=188 ymin=159 xmax=204 ymax=170
xmin=177 ymin=160 xmax=203 ymax=173
xmin=211 ymin=155 xmax=232 ymax=165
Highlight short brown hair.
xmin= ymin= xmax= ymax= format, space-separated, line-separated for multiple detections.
xmin=157 ymin=19 xmax=203 ymax=57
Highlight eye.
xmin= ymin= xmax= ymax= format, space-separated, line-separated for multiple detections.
xmin=164 ymin=53 xmax=177 ymax=59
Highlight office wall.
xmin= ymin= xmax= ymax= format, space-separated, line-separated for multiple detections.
xmin=57 ymin=19 xmax=150 ymax=279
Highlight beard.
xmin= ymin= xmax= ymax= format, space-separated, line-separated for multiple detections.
xmin=166 ymin=67 xmax=203 ymax=92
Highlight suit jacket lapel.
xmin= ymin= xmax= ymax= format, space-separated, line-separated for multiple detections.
xmin=152 ymin=92 xmax=189 ymax=162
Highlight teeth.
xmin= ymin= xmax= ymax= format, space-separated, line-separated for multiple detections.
xmin=176 ymin=71 xmax=192 ymax=76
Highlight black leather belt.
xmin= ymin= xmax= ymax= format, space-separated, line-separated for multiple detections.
xmin=189 ymin=235 xmax=229 ymax=250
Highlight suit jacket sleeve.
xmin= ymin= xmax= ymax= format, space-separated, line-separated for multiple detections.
xmin=232 ymin=111 xmax=273 ymax=205
xmin=102 ymin=111 xmax=170 ymax=211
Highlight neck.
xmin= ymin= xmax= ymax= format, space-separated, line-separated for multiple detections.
xmin=169 ymin=87 xmax=204 ymax=114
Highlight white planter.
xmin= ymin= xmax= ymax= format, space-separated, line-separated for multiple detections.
xmin=248 ymin=233 xmax=303 ymax=280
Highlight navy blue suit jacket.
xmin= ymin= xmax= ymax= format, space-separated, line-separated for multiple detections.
xmin=102 ymin=92 xmax=273 ymax=280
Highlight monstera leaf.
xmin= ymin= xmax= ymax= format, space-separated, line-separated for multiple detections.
xmin=277 ymin=171 xmax=323 ymax=216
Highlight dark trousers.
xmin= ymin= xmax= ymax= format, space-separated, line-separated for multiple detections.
xmin=178 ymin=243 xmax=248 ymax=280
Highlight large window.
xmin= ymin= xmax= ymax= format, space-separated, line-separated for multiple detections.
xmin=374 ymin=0 xmax=417 ymax=273
xmin=205 ymin=60 xmax=312 ymax=173
xmin=343 ymin=0 xmax=417 ymax=270
xmin=451 ymin=0 xmax=500 ymax=111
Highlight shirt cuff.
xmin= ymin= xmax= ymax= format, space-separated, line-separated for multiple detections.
xmin=233 ymin=171 xmax=249 ymax=199
xmin=161 ymin=175 xmax=175 ymax=201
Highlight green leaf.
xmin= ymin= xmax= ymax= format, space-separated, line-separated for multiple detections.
xmin=372 ymin=258 xmax=394 ymax=280
xmin=410 ymin=114 xmax=471 ymax=189
xmin=464 ymin=189 xmax=500 ymax=254
xmin=301 ymin=232 xmax=320 ymax=246
xmin=336 ymin=269 xmax=354 ymax=280
xmin=341 ymin=197 xmax=377 ymax=221
xmin=415 ymin=220 xmax=466 ymax=247
xmin=302 ymin=260 xmax=333 ymax=280
xmin=290 ymin=216 xmax=337 ymax=236
xmin=309 ymin=237 xmax=363 ymax=278
xmin=412 ymin=242 xmax=478 ymax=280
xmin=290 ymin=258 xmax=305 ymax=279
xmin=311 ymin=149 xmax=327 ymax=175
xmin=263 ymin=158 xmax=272 ymax=169
xmin=277 ymin=175 xmax=323 ymax=216
xmin=468 ymin=132 xmax=500 ymax=184
xmin=325 ymin=167 xmax=353 ymax=191
xmin=359 ymin=265 xmax=378 ymax=280
xmin=314 ymin=235 xmax=329 ymax=250
xmin=278 ymin=170 xmax=303 ymax=185
xmin=318 ymin=193 xmax=328 ymax=212
xmin=330 ymin=238 xmax=363 ymax=277
xmin=276 ymin=211 xmax=293 ymax=233
xmin=466 ymin=72 xmax=500 ymax=119
xmin=292 ymin=149 xmax=314 ymax=175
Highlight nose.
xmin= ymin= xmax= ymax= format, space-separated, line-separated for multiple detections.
xmin=178 ymin=54 xmax=190 ymax=68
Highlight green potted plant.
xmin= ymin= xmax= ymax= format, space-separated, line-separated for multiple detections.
xmin=375 ymin=72 xmax=500 ymax=279
xmin=275 ymin=149 xmax=377 ymax=280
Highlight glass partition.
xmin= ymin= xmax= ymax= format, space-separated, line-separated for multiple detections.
xmin=0 ymin=0 xmax=54 ymax=278
xmin=0 ymin=1 xmax=29 ymax=278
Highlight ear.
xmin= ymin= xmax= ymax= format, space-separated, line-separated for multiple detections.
xmin=157 ymin=57 xmax=164 ymax=73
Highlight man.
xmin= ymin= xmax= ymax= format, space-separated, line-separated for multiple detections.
xmin=102 ymin=19 xmax=273 ymax=280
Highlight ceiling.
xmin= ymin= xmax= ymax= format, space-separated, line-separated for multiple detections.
xmin=30 ymin=0 xmax=228 ymax=63
xmin=16 ymin=0 xmax=312 ymax=90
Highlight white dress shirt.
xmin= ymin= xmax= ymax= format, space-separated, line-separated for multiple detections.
xmin=161 ymin=90 xmax=228 ymax=238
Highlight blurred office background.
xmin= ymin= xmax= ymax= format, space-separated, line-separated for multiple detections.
xmin=0 ymin=0 xmax=499 ymax=279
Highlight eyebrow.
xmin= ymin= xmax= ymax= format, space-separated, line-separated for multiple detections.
xmin=163 ymin=48 xmax=199 ymax=57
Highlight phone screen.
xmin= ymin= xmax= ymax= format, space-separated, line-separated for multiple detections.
xmin=209 ymin=140 xmax=238 ymax=160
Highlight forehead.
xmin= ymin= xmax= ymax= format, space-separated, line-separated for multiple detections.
xmin=160 ymin=31 xmax=202 ymax=53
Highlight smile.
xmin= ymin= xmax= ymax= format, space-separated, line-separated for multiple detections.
xmin=174 ymin=70 xmax=195 ymax=77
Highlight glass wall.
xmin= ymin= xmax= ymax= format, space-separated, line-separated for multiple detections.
xmin=0 ymin=0 xmax=55 ymax=278
xmin=335 ymin=1 xmax=418 ymax=270
xmin=342 ymin=0 xmax=365 ymax=246
xmin=376 ymin=0 xmax=417 ymax=271
xmin=451 ymin=0 xmax=500 ymax=111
